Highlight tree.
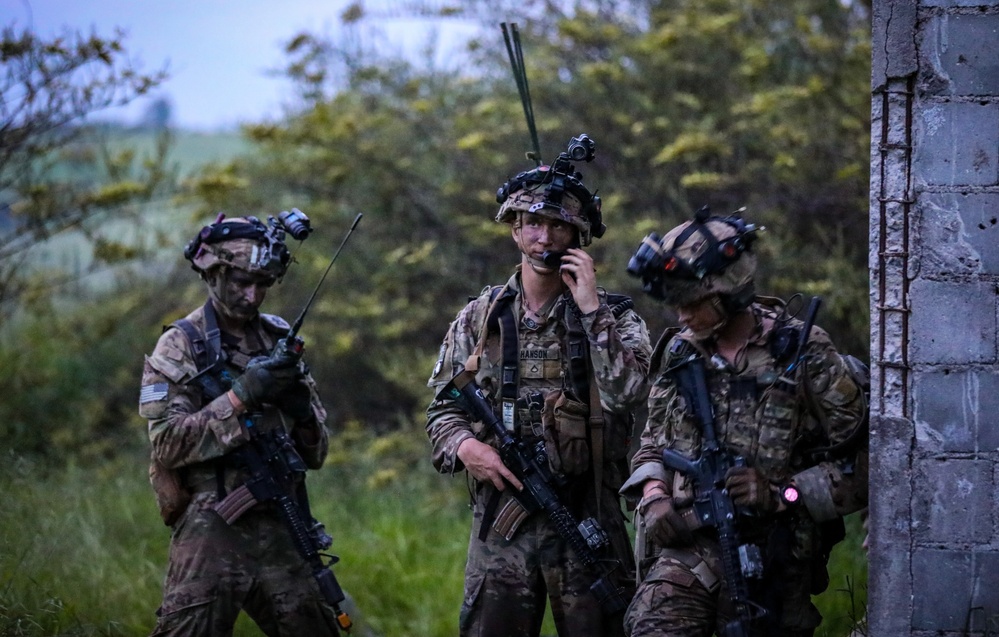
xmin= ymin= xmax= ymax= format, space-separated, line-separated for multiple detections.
xmin=0 ymin=26 xmax=170 ymax=319
xmin=181 ymin=0 xmax=872 ymax=430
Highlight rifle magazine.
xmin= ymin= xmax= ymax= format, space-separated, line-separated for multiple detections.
xmin=212 ymin=483 xmax=259 ymax=525
xmin=493 ymin=496 xmax=530 ymax=541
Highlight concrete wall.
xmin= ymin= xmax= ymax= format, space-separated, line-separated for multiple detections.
xmin=870 ymin=1 xmax=999 ymax=634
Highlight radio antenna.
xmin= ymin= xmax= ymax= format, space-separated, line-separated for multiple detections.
xmin=288 ymin=212 xmax=363 ymax=337
xmin=501 ymin=22 xmax=542 ymax=166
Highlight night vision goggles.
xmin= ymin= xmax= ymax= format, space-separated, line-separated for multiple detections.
xmin=495 ymin=134 xmax=606 ymax=245
xmin=627 ymin=206 xmax=760 ymax=302
xmin=184 ymin=208 xmax=313 ymax=279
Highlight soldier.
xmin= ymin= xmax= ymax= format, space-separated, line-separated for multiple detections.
xmin=139 ymin=213 xmax=344 ymax=636
xmin=426 ymin=136 xmax=653 ymax=637
xmin=621 ymin=208 xmax=868 ymax=636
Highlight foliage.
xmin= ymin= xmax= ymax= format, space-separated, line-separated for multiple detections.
xmin=0 ymin=4 xmax=873 ymax=634
xmin=0 ymin=25 xmax=171 ymax=320
xmin=179 ymin=0 xmax=872 ymax=433
xmin=0 ymin=270 xmax=194 ymax=461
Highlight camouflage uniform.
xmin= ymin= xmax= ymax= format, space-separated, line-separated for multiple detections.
xmin=621 ymin=298 xmax=868 ymax=637
xmin=139 ymin=303 xmax=341 ymax=637
xmin=427 ymin=271 xmax=653 ymax=637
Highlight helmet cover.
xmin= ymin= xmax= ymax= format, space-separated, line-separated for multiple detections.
xmin=628 ymin=207 xmax=759 ymax=308
xmin=184 ymin=215 xmax=290 ymax=280
xmin=494 ymin=136 xmax=606 ymax=246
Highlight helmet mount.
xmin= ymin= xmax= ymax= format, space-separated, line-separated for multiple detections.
xmin=627 ymin=206 xmax=761 ymax=307
xmin=184 ymin=209 xmax=313 ymax=280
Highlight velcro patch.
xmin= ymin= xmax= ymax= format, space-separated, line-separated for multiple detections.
xmin=140 ymin=383 xmax=169 ymax=404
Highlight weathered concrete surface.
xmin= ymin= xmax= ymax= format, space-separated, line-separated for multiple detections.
xmin=871 ymin=1 xmax=999 ymax=634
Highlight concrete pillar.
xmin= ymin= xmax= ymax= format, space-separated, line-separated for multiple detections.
xmin=870 ymin=1 xmax=999 ymax=634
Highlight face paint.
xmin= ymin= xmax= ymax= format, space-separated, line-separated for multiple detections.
xmin=207 ymin=267 xmax=275 ymax=323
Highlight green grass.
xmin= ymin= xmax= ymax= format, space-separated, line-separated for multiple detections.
xmin=814 ymin=512 xmax=868 ymax=636
xmin=0 ymin=430 xmax=866 ymax=637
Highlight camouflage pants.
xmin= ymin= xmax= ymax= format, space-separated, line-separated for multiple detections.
xmin=624 ymin=540 xmax=820 ymax=637
xmin=459 ymin=491 xmax=633 ymax=637
xmin=149 ymin=493 xmax=343 ymax=637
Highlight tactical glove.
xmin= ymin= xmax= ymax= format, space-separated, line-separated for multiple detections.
xmin=231 ymin=353 xmax=299 ymax=410
xmin=640 ymin=491 xmax=693 ymax=548
xmin=724 ymin=466 xmax=777 ymax=513
xmin=275 ymin=379 xmax=315 ymax=423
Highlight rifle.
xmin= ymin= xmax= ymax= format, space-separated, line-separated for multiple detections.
xmin=196 ymin=213 xmax=364 ymax=633
xmin=660 ymin=349 xmax=767 ymax=637
xmin=438 ymin=368 xmax=629 ymax=616
xmin=215 ymin=427 xmax=353 ymax=633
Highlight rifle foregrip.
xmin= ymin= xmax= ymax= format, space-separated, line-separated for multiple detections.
xmin=590 ymin=576 xmax=629 ymax=615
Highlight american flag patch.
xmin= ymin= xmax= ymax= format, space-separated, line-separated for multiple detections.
xmin=140 ymin=383 xmax=169 ymax=404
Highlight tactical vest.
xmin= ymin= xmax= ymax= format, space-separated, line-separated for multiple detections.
xmin=467 ymin=284 xmax=636 ymax=494
xmin=655 ymin=304 xmax=867 ymax=483
xmin=151 ymin=300 xmax=294 ymax=520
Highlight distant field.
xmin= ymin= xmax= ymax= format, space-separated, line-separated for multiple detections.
xmin=112 ymin=127 xmax=252 ymax=174
xmin=17 ymin=127 xmax=252 ymax=300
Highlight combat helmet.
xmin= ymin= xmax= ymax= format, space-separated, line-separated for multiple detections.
xmin=627 ymin=206 xmax=760 ymax=312
xmin=183 ymin=209 xmax=312 ymax=280
xmin=495 ymin=134 xmax=606 ymax=247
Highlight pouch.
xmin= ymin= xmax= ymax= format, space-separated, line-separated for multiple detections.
xmin=755 ymin=385 xmax=797 ymax=471
xmin=542 ymin=390 xmax=590 ymax=475
xmin=149 ymin=455 xmax=191 ymax=527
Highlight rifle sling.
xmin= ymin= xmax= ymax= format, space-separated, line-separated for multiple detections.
xmin=565 ymin=304 xmax=603 ymax=518
xmin=173 ymin=300 xmax=228 ymax=498
xmin=172 ymin=299 xmax=223 ymax=374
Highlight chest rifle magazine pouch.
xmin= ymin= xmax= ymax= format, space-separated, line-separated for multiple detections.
xmin=755 ymin=383 xmax=798 ymax=471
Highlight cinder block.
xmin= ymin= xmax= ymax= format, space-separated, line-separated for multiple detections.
xmin=919 ymin=193 xmax=999 ymax=275
xmin=919 ymin=12 xmax=999 ymax=95
xmin=970 ymin=551 xmax=999 ymax=628
xmin=909 ymin=280 xmax=997 ymax=364
xmin=913 ymin=101 xmax=999 ymax=186
xmin=914 ymin=368 xmax=999 ymax=452
xmin=912 ymin=458 xmax=992 ymax=542
xmin=912 ymin=548 xmax=973 ymax=630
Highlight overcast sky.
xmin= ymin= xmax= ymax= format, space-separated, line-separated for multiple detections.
xmin=2 ymin=0 xmax=479 ymax=131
